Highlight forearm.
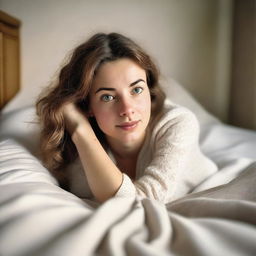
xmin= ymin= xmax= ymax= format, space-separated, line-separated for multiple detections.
xmin=72 ymin=125 xmax=123 ymax=202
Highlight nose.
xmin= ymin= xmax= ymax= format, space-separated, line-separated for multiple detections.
xmin=119 ymin=97 xmax=134 ymax=118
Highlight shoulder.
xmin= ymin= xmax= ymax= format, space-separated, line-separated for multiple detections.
xmin=150 ymin=99 xmax=199 ymax=137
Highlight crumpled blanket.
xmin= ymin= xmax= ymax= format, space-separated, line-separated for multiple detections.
xmin=0 ymin=139 xmax=256 ymax=256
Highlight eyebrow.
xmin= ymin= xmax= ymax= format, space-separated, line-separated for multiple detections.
xmin=95 ymin=79 xmax=145 ymax=94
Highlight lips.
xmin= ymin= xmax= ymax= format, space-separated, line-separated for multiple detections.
xmin=116 ymin=121 xmax=140 ymax=131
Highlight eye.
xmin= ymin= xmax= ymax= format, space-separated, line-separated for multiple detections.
xmin=100 ymin=94 xmax=115 ymax=102
xmin=132 ymin=87 xmax=143 ymax=95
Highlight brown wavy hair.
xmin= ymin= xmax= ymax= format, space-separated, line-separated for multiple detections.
xmin=36 ymin=32 xmax=166 ymax=183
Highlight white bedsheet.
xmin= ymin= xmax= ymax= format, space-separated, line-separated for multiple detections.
xmin=0 ymin=79 xmax=256 ymax=255
xmin=0 ymin=139 xmax=256 ymax=256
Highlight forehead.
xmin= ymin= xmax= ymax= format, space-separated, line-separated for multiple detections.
xmin=92 ymin=58 xmax=146 ymax=89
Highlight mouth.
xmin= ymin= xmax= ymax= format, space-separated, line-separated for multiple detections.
xmin=116 ymin=120 xmax=140 ymax=131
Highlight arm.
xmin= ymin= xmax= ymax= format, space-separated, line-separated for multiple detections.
xmin=62 ymin=103 xmax=123 ymax=203
xmin=114 ymin=106 xmax=217 ymax=203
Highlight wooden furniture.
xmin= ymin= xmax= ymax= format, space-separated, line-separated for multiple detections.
xmin=0 ymin=10 xmax=21 ymax=110
xmin=229 ymin=0 xmax=256 ymax=130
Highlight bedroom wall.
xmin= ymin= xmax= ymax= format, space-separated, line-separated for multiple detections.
xmin=0 ymin=0 xmax=232 ymax=122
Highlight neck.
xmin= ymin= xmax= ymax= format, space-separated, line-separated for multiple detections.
xmin=107 ymin=134 xmax=146 ymax=160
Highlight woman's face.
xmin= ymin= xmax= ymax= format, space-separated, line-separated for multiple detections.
xmin=89 ymin=58 xmax=151 ymax=148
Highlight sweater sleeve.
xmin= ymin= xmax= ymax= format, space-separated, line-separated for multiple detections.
xmin=114 ymin=107 xmax=204 ymax=203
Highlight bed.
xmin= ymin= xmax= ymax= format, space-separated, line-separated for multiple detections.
xmin=0 ymin=78 xmax=256 ymax=256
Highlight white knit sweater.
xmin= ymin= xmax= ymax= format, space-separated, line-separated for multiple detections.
xmin=66 ymin=100 xmax=218 ymax=203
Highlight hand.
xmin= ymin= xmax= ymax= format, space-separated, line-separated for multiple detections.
xmin=61 ymin=102 xmax=91 ymax=136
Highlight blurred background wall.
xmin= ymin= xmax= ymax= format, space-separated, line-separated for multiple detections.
xmin=0 ymin=0 xmax=233 ymax=122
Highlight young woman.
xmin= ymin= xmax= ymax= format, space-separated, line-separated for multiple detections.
xmin=36 ymin=32 xmax=217 ymax=203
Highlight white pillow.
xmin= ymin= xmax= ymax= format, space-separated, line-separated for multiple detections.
xmin=2 ymin=84 xmax=43 ymax=114
xmin=160 ymin=77 xmax=219 ymax=125
xmin=0 ymin=106 xmax=40 ymax=157
xmin=0 ymin=139 xmax=57 ymax=185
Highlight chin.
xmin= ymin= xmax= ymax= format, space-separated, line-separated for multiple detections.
xmin=121 ymin=131 xmax=145 ymax=144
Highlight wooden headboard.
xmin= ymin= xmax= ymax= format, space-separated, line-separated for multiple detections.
xmin=0 ymin=10 xmax=21 ymax=110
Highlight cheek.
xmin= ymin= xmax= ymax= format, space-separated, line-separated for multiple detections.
xmin=137 ymin=93 xmax=151 ymax=116
xmin=92 ymin=107 xmax=114 ymax=131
